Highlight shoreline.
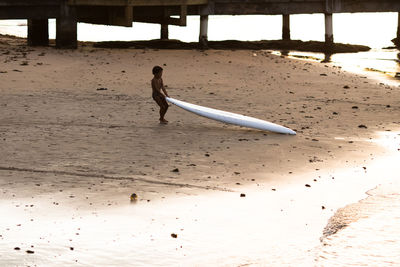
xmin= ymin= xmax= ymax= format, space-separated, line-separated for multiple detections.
xmin=0 ymin=34 xmax=399 ymax=265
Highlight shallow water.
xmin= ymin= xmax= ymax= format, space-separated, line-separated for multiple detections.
xmin=314 ymin=132 xmax=400 ymax=267
xmin=278 ymin=49 xmax=400 ymax=86
xmin=317 ymin=183 xmax=400 ymax=267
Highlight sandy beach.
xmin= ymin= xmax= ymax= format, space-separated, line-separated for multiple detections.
xmin=1 ymin=34 xmax=400 ymax=266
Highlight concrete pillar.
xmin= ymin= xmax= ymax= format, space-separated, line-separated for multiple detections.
xmin=199 ymin=15 xmax=208 ymax=48
xmin=397 ymin=12 xmax=400 ymax=40
xmin=394 ymin=12 xmax=400 ymax=47
xmin=28 ymin=19 xmax=49 ymax=46
xmin=324 ymin=13 xmax=334 ymax=45
xmin=161 ymin=24 xmax=169 ymax=40
xmin=282 ymin=14 xmax=290 ymax=40
xmin=56 ymin=1 xmax=77 ymax=49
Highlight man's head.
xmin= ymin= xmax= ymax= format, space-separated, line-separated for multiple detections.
xmin=152 ymin=66 xmax=163 ymax=77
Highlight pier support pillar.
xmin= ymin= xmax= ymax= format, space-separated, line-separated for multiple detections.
xmin=397 ymin=12 xmax=400 ymax=40
xmin=392 ymin=12 xmax=400 ymax=47
xmin=199 ymin=15 xmax=208 ymax=48
xmin=324 ymin=13 xmax=334 ymax=49
xmin=56 ymin=1 xmax=77 ymax=49
xmin=282 ymin=14 xmax=290 ymax=41
xmin=161 ymin=24 xmax=169 ymax=40
xmin=27 ymin=19 xmax=49 ymax=46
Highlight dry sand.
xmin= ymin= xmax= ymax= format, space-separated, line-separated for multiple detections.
xmin=1 ymin=35 xmax=400 ymax=265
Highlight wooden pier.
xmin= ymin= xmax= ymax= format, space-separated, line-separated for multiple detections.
xmin=1 ymin=0 xmax=400 ymax=48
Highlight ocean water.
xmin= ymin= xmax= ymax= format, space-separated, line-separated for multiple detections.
xmin=316 ymin=132 xmax=400 ymax=267
xmin=1 ymin=13 xmax=400 ymax=266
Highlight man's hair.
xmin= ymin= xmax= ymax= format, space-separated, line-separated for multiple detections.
xmin=152 ymin=66 xmax=163 ymax=75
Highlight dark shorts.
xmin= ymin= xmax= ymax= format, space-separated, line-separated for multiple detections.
xmin=152 ymin=92 xmax=168 ymax=108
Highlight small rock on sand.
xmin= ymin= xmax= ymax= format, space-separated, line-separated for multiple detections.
xmin=171 ymin=233 xmax=178 ymax=238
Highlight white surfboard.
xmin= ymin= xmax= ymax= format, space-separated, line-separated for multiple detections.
xmin=166 ymin=97 xmax=296 ymax=135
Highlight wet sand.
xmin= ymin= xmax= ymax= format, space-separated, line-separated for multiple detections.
xmin=1 ymin=34 xmax=400 ymax=266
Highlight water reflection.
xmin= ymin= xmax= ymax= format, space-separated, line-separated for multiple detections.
xmin=275 ymin=48 xmax=400 ymax=85
xmin=321 ymin=53 xmax=332 ymax=63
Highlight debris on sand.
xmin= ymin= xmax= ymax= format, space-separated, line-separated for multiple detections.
xmin=171 ymin=233 xmax=178 ymax=238
xmin=130 ymin=193 xmax=138 ymax=201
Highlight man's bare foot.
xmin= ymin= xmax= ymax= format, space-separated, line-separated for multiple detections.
xmin=159 ymin=119 xmax=168 ymax=124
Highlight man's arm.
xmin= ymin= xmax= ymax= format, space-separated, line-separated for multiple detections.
xmin=161 ymin=79 xmax=169 ymax=97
